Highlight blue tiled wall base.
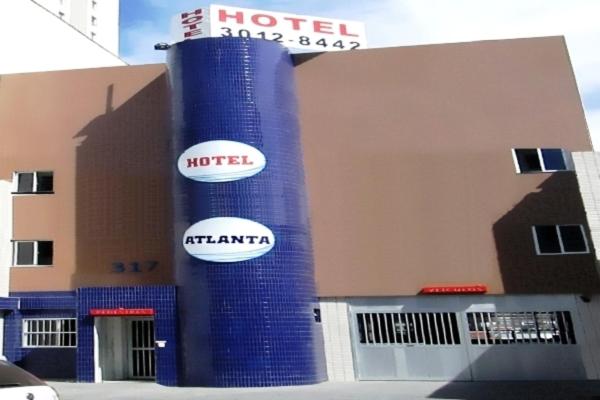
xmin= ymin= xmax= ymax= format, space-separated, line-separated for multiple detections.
xmin=77 ymin=286 xmax=178 ymax=386
xmin=168 ymin=37 xmax=326 ymax=387
xmin=3 ymin=292 xmax=77 ymax=379
xmin=0 ymin=297 xmax=19 ymax=310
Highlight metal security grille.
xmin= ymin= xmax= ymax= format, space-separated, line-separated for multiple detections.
xmin=129 ymin=319 xmax=155 ymax=379
xmin=466 ymin=311 xmax=576 ymax=345
xmin=356 ymin=312 xmax=461 ymax=345
xmin=23 ymin=318 xmax=76 ymax=347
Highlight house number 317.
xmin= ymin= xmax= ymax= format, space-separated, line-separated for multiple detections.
xmin=112 ymin=261 xmax=158 ymax=273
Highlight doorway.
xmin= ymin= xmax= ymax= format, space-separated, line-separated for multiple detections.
xmin=129 ymin=318 xmax=156 ymax=379
xmin=94 ymin=317 xmax=156 ymax=381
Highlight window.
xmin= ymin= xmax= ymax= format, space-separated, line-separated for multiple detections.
xmin=356 ymin=312 xmax=461 ymax=345
xmin=512 ymin=148 xmax=571 ymax=173
xmin=13 ymin=171 xmax=53 ymax=194
xmin=23 ymin=319 xmax=77 ymax=348
xmin=13 ymin=241 xmax=53 ymax=266
xmin=532 ymin=225 xmax=589 ymax=255
xmin=91 ymin=16 xmax=97 ymax=26
xmin=467 ymin=311 xmax=576 ymax=345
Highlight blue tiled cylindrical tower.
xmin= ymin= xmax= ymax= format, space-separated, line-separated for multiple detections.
xmin=167 ymin=37 xmax=325 ymax=387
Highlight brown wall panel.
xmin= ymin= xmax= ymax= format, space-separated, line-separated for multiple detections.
xmin=294 ymin=36 xmax=599 ymax=296
xmin=2 ymin=36 xmax=598 ymax=296
xmin=0 ymin=64 xmax=174 ymax=291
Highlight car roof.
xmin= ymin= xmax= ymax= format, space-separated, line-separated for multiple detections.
xmin=0 ymin=360 xmax=46 ymax=387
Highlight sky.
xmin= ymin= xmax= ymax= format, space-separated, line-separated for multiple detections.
xmin=120 ymin=0 xmax=600 ymax=148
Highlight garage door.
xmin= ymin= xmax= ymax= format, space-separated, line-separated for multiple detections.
xmin=351 ymin=297 xmax=471 ymax=380
xmin=349 ymin=295 xmax=586 ymax=381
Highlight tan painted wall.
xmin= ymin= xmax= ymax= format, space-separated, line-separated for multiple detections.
xmin=0 ymin=64 xmax=173 ymax=290
xmin=294 ymin=36 xmax=599 ymax=296
xmin=2 ymin=36 xmax=598 ymax=296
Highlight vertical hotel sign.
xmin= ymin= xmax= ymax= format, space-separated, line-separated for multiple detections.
xmin=170 ymin=4 xmax=367 ymax=52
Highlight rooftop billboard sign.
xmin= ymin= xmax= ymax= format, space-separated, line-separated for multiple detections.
xmin=171 ymin=4 xmax=367 ymax=52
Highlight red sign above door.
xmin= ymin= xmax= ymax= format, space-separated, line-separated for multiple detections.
xmin=420 ymin=285 xmax=487 ymax=294
xmin=90 ymin=308 xmax=155 ymax=316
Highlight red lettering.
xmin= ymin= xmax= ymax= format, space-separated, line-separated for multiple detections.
xmin=422 ymin=285 xmax=487 ymax=294
xmin=283 ymin=16 xmax=306 ymax=30
xmin=313 ymin=20 xmax=333 ymax=34
xmin=251 ymin=14 xmax=277 ymax=27
xmin=212 ymin=155 xmax=227 ymax=165
xmin=181 ymin=9 xmax=203 ymax=20
xmin=339 ymin=23 xmax=359 ymax=37
xmin=188 ymin=155 xmax=259 ymax=167
xmin=182 ymin=15 xmax=203 ymax=25
xmin=184 ymin=29 xmax=203 ymax=38
xmin=199 ymin=157 xmax=210 ymax=166
xmin=219 ymin=9 xmax=244 ymax=24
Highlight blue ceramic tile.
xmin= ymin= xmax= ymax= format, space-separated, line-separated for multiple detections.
xmin=0 ymin=297 xmax=19 ymax=310
xmin=3 ymin=292 xmax=76 ymax=379
xmin=76 ymin=286 xmax=179 ymax=386
xmin=168 ymin=37 xmax=326 ymax=387
xmin=3 ymin=288 xmax=178 ymax=386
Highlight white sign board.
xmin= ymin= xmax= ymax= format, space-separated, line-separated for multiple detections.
xmin=178 ymin=140 xmax=267 ymax=183
xmin=183 ymin=217 xmax=275 ymax=262
xmin=171 ymin=4 xmax=367 ymax=52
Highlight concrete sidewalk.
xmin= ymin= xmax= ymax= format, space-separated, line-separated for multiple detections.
xmin=49 ymin=380 xmax=600 ymax=400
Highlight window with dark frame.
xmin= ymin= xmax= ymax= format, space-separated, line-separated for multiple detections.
xmin=513 ymin=148 xmax=570 ymax=173
xmin=13 ymin=241 xmax=53 ymax=266
xmin=533 ymin=225 xmax=588 ymax=255
xmin=13 ymin=171 xmax=54 ymax=193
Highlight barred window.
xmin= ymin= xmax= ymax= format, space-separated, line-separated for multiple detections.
xmin=23 ymin=319 xmax=77 ymax=348
xmin=467 ymin=311 xmax=576 ymax=345
xmin=356 ymin=312 xmax=461 ymax=346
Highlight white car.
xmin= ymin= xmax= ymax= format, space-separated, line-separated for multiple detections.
xmin=0 ymin=357 xmax=60 ymax=400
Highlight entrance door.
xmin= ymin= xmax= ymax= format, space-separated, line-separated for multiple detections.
xmin=96 ymin=317 xmax=129 ymax=381
xmin=128 ymin=318 xmax=156 ymax=379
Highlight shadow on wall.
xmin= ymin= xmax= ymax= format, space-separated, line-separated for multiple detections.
xmin=71 ymin=74 xmax=175 ymax=288
xmin=426 ymin=173 xmax=600 ymax=399
xmin=493 ymin=172 xmax=600 ymax=294
xmin=292 ymin=52 xmax=322 ymax=66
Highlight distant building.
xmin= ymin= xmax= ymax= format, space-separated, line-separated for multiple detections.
xmin=0 ymin=0 xmax=124 ymax=75
xmin=33 ymin=0 xmax=119 ymax=54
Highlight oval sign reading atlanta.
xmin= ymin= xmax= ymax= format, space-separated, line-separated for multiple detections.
xmin=178 ymin=140 xmax=266 ymax=183
xmin=183 ymin=217 xmax=275 ymax=263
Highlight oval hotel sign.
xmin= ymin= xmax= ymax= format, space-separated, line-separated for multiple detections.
xmin=178 ymin=140 xmax=267 ymax=183
xmin=183 ymin=217 xmax=275 ymax=262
